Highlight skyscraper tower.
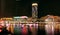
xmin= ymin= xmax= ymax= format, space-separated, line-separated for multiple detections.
xmin=32 ymin=3 xmax=38 ymax=18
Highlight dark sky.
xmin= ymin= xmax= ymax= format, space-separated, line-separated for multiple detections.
xmin=16 ymin=0 xmax=31 ymax=17
xmin=38 ymin=0 xmax=60 ymax=18
xmin=0 ymin=0 xmax=60 ymax=18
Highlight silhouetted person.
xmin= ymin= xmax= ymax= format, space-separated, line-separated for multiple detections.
xmin=1 ymin=27 xmax=12 ymax=35
xmin=27 ymin=25 xmax=32 ymax=35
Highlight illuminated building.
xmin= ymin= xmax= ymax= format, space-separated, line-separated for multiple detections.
xmin=32 ymin=3 xmax=38 ymax=18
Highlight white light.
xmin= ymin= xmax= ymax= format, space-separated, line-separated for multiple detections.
xmin=32 ymin=3 xmax=38 ymax=6
xmin=14 ymin=16 xmax=28 ymax=19
xmin=14 ymin=16 xmax=20 ymax=18
xmin=5 ymin=21 xmax=8 ymax=23
xmin=6 ymin=24 xmax=9 ymax=26
xmin=47 ymin=15 xmax=50 ymax=16
xmin=45 ymin=19 xmax=49 ymax=22
xmin=20 ymin=16 xmax=28 ymax=18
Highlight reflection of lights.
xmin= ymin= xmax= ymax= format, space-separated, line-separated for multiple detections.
xmin=30 ymin=24 xmax=32 ymax=26
xmin=0 ymin=25 xmax=2 ymax=28
xmin=0 ymin=29 xmax=2 ymax=32
xmin=6 ymin=24 xmax=10 ymax=26
xmin=1 ymin=23 xmax=4 ymax=26
xmin=0 ymin=21 xmax=4 ymax=23
xmin=22 ymin=24 xmax=24 ymax=27
xmin=26 ymin=24 xmax=29 ymax=25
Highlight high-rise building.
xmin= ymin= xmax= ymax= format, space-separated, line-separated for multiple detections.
xmin=32 ymin=3 xmax=38 ymax=18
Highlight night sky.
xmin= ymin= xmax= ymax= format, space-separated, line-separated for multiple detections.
xmin=38 ymin=0 xmax=60 ymax=18
xmin=0 ymin=0 xmax=60 ymax=18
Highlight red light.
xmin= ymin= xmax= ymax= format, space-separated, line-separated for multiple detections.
xmin=0 ymin=29 xmax=2 ymax=32
xmin=0 ymin=26 xmax=2 ymax=28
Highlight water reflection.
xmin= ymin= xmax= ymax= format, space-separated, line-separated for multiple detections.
xmin=38 ymin=22 xmax=60 ymax=35
xmin=0 ymin=22 xmax=60 ymax=35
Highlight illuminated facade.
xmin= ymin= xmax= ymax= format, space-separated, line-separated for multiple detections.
xmin=32 ymin=3 xmax=38 ymax=18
